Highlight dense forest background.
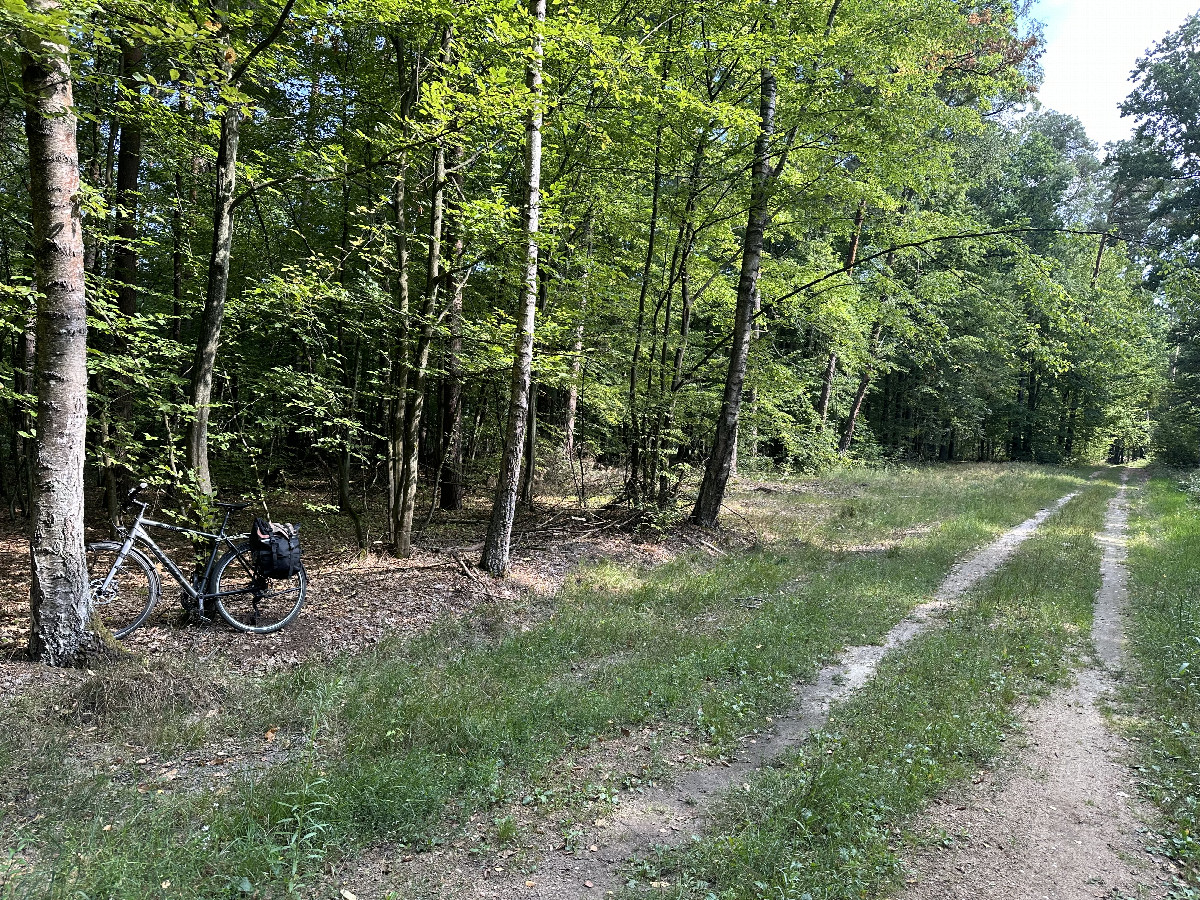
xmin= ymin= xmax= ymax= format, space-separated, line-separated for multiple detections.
xmin=2 ymin=0 xmax=1199 ymax=564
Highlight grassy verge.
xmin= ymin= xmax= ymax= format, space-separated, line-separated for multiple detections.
xmin=628 ymin=480 xmax=1111 ymax=899
xmin=1124 ymin=475 xmax=1200 ymax=896
xmin=0 ymin=465 xmax=1087 ymax=899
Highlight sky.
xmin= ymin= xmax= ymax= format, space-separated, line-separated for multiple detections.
xmin=1034 ymin=0 xmax=1198 ymax=150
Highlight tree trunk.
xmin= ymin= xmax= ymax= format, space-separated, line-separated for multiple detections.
xmin=22 ymin=0 xmax=100 ymax=665
xmin=627 ymin=124 xmax=664 ymax=505
xmin=563 ymin=210 xmax=593 ymax=462
xmin=439 ymin=153 xmax=465 ymax=511
xmin=840 ymin=320 xmax=884 ymax=455
xmin=481 ymin=0 xmax=544 ymax=575
xmin=520 ymin=380 xmax=538 ymax=507
xmin=395 ymin=27 xmax=452 ymax=556
xmin=185 ymin=0 xmax=294 ymax=496
xmin=18 ymin=319 xmax=35 ymax=516
xmin=817 ymin=201 xmax=865 ymax=426
xmin=105 ymin=42 xmax=144 ymax=517
xmin=388 ymin=161 xmax=410 ymax=546
xmin=563 ymin=298 xmax=588 ymax=462
xmin=186 ymin=55 xmax=240 ymax=497
xmin=113 ymin=44 xmax=143 ymax=322
xmin=817 ymin=353 xmax=837 ymax=423
xmin=690 ymin=69 xmax=777 ymax=528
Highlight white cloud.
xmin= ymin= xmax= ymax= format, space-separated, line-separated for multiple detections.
xmin=1034 ymin=0 xmax=1198 ymax=149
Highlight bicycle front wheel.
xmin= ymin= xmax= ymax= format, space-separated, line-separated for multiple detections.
xmin=211 ymin=543 xmax=307 ymax=634
xmin=86 ymin=541 xmax=161 ymax=638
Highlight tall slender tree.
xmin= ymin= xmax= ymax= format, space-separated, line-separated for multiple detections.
xmin=187 ymin=0 xmax=296 ymax=497
xmin=481 ymin=0 xmax=545 ymax=575
xmin=691 ymin=67 xmax=778 ymax=528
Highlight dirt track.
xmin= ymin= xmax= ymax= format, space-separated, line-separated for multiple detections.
xmin=378 ymin=491 xmax=1083 ymax=899
xmin=899 ymin=471 xmax=1177 ymax=900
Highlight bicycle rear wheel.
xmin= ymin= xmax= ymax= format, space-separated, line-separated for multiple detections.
xmin=86 ymin=541 xmax=161 ymax=638
xmin=210 ymin=543 xmax=307 ymax=634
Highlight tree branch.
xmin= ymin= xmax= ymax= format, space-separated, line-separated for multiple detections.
xmin=230 ymin=0 xmax=297 ymax=84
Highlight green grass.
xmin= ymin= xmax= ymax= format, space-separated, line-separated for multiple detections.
xmin=625 ymin=480 xmax=1112 ymax=899
xmin=1124 ymin=475 xmax=1200 ymax=896
xmin=0 ymin=465 xmax=1090 ymax=899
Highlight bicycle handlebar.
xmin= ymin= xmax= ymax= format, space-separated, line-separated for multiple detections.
xmin=122 ymin=482 xmax=149 ymax=512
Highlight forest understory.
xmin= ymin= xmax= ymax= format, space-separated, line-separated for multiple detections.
xmin=0 ymin=463 xmax=1197 ymax=900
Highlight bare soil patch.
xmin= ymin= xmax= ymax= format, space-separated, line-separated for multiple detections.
xmin=899 ymin=670 xmax=1173 ymax=900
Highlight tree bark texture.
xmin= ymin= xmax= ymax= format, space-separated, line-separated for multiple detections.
xmin=690 ymin=68 xmax=777 ymax=528
xmin=481 ymin=0 xmax=544 ymax=575
xmin=22 ymin=0 xmax=99 ymax=665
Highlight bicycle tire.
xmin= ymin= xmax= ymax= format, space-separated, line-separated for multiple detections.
xmin=211 ymin=542 xmax=306 ymax=634
xmin=86 ymin=541 xmax=162 ymax=638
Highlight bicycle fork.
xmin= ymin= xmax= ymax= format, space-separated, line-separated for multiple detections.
xmin=95 ymin=528 xmax=143 ymax=596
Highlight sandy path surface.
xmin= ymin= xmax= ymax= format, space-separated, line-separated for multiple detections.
xmin=897 ymin=472 xmax=1177 ymax=900
xmin=384 ymin=491 xmax=1082 ymax=900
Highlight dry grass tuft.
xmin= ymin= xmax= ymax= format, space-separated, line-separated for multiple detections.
xmin=58 ymin=656 xmax=226 ymax=730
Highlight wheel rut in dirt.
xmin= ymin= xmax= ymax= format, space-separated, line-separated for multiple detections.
xmin=443 ymin=490 xmax=1081 ymax=899
xmin=897 ymin=471 xmax=1177 ymax=900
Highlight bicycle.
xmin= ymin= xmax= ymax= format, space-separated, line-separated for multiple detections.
xmin=87 ymin=484 xmax=307 ymax=636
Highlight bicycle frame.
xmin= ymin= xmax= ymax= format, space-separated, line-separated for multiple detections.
xmin=97 ymin=503 xmax=251 ymax=610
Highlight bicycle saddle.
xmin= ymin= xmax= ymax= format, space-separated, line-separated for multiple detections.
xmin=215 ymin=500 xmax=252 ymax=510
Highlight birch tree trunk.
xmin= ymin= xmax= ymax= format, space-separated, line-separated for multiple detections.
xmin=481 ymin=0 xmax=544 ymax=575
xmin=22 ymin=0 xmax=100 ymax=665
xmin=690 ymin=69 xmax=777 ymax=528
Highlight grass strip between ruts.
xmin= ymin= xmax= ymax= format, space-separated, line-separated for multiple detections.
xmin=1124 ymin=475 xmax=1200 ymax=898
xmin=630 ymin=481 xmax=1111 ymax=899
xmin=0 ymin=467 xmax=1089 ymax=899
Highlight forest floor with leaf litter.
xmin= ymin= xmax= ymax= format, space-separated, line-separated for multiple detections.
xmin=0 ymin=478 xmax=725 ymax=697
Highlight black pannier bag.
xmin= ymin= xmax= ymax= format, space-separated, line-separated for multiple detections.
xmin=250 ymin=517 xmax=302 ymax=579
